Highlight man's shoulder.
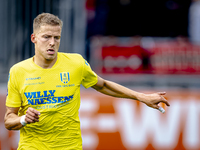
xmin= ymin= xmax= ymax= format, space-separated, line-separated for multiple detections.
xmin=59 ymin=52 xmax=84 ymax=63
xmin=59 ymin=52 xmax=83 ymax=59
xmin=10 ymin=58 xmax=33 ymax=72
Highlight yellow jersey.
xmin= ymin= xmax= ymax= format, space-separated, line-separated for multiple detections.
xmin=6 ymin=52 xmax=98 ymax=150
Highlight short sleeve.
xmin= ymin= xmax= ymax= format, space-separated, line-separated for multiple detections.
xmin=81 ymin=59 xmax=98 ymax=89
xmin=6 ymin=67 xmax=22 ymax=107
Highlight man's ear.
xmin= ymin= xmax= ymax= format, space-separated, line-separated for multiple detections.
xmin=31 ymin=33 xmax=36 ymax=43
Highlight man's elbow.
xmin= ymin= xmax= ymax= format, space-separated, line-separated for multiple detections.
xmin=5 ymin=126 xmax=12 ymax=130
xmin=92 ymin=76 xmax=106 ymax=91
xmin=4 ymin=120 xmax=12 ymax=130
xmin=4 ymin=120 xmax=19 ymax=130
xmin=4 ymin=114 xmax=14 ymax=130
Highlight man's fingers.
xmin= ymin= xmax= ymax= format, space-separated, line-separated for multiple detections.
xmin=27 ymin=107 xmax=40 ymax=115
xmin=157 ymin=92 xmax=166 ymax=95
xmin=157 ymin=92 xmax=170 ymax=107
xmin=164 ymin=100 xmax=170 ymax=106
xmin=26 ymin=115 xmax=39 ymax=123
xmin=160 ymin=97 xmax=170 ymax=107
xmin=25 ymin=115 xmax=39 ymax=123
xmin=152 ymin=104 xmax=166 ymax=114
xmin=25 ymin=107 xmax=40 ymax=123
xmin=158 ymin=107 xmax=165 ymax=113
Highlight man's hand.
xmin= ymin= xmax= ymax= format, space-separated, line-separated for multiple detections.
xmin=25 ymin=107 xmax=40 ymax=124
xmin=4 ymin=107 xmax=40 ymax=130
xmin=140 ymin=92 xmax=170 ymax=113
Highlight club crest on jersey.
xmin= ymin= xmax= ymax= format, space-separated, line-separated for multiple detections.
xmin=60 ymin=72 xmax=70 ymax=84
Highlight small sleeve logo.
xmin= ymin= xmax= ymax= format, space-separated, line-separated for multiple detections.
xmin=8 ymin=73 xmax=10 ymax=82
xmin=85 ymin=60 xmax=89 ymax=66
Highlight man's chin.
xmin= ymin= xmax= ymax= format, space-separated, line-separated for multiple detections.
xmin=45 ymin=55 xmax=56 ymax=61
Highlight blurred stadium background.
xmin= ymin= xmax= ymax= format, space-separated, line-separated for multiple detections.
xmin=0 ymin=0 xmax=200 ymax=150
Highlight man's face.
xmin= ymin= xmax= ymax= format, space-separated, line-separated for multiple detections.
xmin=31 ymin=25 xmax=61 ymax=61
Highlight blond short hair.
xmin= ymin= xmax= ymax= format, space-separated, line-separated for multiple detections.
xmin=33 ymin=13 xmax=63 ymax=33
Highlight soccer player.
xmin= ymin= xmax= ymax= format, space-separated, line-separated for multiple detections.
xmin=4 ymin=13 xmax=170 ymax=150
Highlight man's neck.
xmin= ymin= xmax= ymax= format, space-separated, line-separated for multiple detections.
xmin=33 ymin=56 xmax=57 ymax=69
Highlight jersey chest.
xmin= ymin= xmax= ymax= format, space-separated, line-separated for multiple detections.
xmin=19 ymin=67 xmax=82 ymax=107
xmin=21 ymin=67 xmax=81 ymax=89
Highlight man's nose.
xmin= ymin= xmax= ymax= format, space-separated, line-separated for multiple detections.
xmin=49 ymin=37 xmax=55 ymax=46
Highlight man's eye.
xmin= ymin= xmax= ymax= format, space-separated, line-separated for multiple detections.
xmin=43 ymin=36 xmax=50 ymax=39
xmin=55 ymin=37 xmax=60 ymax=40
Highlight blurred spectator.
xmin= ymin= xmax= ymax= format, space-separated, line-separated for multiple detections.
xmin=188 ymin=0 xmax=200 ymax=45
xmin=133 ymin=36 xmax=153 ymax=72
xmin=86 ymin=0 xmax=109 ymax=37
xmin=85 ymin=0 xmax=109 ymax=62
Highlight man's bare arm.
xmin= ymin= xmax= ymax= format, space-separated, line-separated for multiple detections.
xmin=4 ymin=107 xmax=23 ymax=130
xmin=4 ymin=107 xmax=40 ymax=130
xmin=92 ymin=76 xmax=170 ymax=111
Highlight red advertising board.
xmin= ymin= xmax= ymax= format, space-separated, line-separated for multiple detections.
xmin=102 ymin=45 xmax=152 ymax=74
xmin=151 ymin=41 xmax=200 ymax=74
xmin=99 ymin=39 xmax=200 ymax=74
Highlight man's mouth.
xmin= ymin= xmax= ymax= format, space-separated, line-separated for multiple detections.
xmin=47 ymin=49 xmax=55 ymax=55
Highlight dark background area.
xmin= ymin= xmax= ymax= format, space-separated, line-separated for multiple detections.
xmin=87 ymin=0 xmax=191 ymax=37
